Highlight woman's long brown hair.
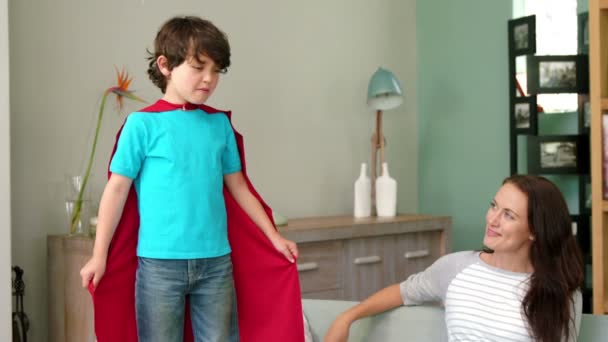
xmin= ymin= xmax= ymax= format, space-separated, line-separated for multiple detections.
xmin=505 ymin=175 xmax=584 ymax=341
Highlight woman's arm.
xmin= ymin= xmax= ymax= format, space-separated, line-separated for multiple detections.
xmin=324 ymin=284 xmax=403 ymax=342
xmin=325 ymin=252 xmax=476 ymax=342
xmin=224 ymin=171 xmax=298 ymax=262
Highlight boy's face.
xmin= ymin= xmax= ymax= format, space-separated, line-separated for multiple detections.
xmin=160 ymin=53 xmax=221 ymax=105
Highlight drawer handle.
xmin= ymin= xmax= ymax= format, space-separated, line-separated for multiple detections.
xmin=354 ymin=256 xmax=382 ymax=265
xmin=404 ymin=250 xmax=430 ymax=259
xmin=297 ymin=262 xmax=319 ymax=272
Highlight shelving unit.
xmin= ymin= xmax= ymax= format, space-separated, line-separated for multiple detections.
xmin=590 ymin=0 xmax=608 ymax=315
xmin=508 ymin=12 xmax=594 ymax=311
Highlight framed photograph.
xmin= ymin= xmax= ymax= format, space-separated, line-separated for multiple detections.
xmin=512 ymin=96 xmax=538 ymax=134
xmin=578 ymin=12 xmax=589 ymax=54
xmin=578 ymin=94 xmax=591 ymax=134
xmin=508 ymin=15 xmax=536 ymax=56
xmin=527 ymin=135 xmax=589 ymax=174
xmin=526 ymin=55 xmax=589 ymax=94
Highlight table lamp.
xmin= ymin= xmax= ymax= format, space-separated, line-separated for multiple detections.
xmin=367 ymin=67 xmax=403 ymax=212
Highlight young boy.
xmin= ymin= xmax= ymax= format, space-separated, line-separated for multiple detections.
xmin=80 ymin=16 xmax=298 ymax=341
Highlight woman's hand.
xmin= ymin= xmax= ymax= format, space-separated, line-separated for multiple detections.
xmin=269 ymin=232 xmax=298 ymax=263
xmin=80 ymin=255 xmax=107 ymax=289
xmin=324 ymin=313 xmax=352 ymax=342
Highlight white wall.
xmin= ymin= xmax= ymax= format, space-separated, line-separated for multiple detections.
xmin=9 ymin=1 xmax=417 ymax=340
xmin=1 ymin=0 xmax=12 ymax=340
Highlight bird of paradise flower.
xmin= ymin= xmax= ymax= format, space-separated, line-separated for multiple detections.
xmin=70 ymin=67 xmax=146 ymax=234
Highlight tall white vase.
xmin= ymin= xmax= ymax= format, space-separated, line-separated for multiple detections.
xmin=376 ymin=162 xmax=397 ymax=217
xmin=354 ymin=163 xmax=371 ymax=218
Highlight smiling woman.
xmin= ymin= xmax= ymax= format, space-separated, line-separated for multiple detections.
xmin=325 ymin=175 xmax=584 ymax=342
xmin=482 ymin=175 xmax=584 ymax=341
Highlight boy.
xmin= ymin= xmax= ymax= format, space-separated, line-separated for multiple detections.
xmin=80 ymin=16 xmax=298 ymax=342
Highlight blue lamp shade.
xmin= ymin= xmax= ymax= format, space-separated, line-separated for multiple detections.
xmin=367 ymin=67 xmax=403 ymax=110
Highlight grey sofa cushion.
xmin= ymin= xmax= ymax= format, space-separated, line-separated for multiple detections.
xmin=302 ymin=299 xmax=608 ymax=342
xmin=578 ymin=313 xmax=608 ymax=342
xmin=302 ymin=299 xmax=447 ymax=342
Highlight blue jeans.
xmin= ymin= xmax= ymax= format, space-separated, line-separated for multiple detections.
xmin=135 ymin=255 xmax=239 ymax=342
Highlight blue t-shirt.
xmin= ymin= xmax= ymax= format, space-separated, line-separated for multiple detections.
xmin=110 ymin=108 xmax=242 ymax=259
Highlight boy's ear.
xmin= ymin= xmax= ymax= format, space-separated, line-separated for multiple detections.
xmin=157 ymin=55 xmax=171 ymax=76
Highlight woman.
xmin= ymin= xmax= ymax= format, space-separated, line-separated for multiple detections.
xmin=325 ymin=175 xmax=583 ymax=342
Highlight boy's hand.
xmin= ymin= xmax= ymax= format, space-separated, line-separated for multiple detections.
xmin=269 ymin=233 xmax=298 ymax=263
xmin=80 ymin=256 xmax=107 ymax=289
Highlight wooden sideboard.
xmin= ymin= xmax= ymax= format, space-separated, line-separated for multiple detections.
xmin=47 ymin=235 xmax=96 ymax=342
xmin=278 ymin=215 xmax=451 ymax=301
xmin=47 ymin=214 xmax=451 ymax=341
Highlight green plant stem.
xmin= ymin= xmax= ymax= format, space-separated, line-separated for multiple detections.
xmin=70 ymin=90 xmax=110 ymax=234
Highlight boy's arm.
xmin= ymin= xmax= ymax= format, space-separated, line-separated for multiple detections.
xmin=223 ymin=171 xmax=298 ymax=262
xmin=80 ymin=173 xmax=133 ymax=288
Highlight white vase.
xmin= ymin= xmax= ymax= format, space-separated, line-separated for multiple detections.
xmin=354 ymin=163 xmax=371 ymax=218
xmin=376 ymin=163 xmax=397 ymax=217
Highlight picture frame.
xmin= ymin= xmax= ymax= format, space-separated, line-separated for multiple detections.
xmin=526 ymin=55 xmax=589 ymax=94
xmin=527 ymin=135 xmax=589 ymax=174
xmin=578 ymin=94 xmax=591 ymax=134
xmin=508 ymin=15 xmax=536 ymax=56
xmin=512 ymin=96 xmax=538 ymax=135
xmin=578 ymin=12 xmax=589 ymax=54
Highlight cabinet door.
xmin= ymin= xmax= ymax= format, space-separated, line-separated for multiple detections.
xmin=296 ymin=240 xmax=344 ymax=298
xmin=343 ymin=236 xmax=394 ymax=301
xmin=394 ymin=231 xmax=443 ymax=282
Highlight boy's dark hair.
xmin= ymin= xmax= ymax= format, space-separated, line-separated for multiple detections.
xmin=146 ymin=16 xmax=231 ymax=93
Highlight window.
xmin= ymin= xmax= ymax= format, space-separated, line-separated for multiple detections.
xmin=513 ymin=0 xmax=579 ymax=113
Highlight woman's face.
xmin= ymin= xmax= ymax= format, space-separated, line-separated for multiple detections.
xmin=483 ymin=182 xmax=533 ymax=254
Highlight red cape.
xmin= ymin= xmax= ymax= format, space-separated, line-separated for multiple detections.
xmin=89 ymin=100 xmax=304 ymax=342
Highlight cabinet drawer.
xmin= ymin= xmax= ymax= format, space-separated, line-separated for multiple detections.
xmin=394 ymin=231 xmax=443 ymax=281
xmin=301 ymin=289 xmax=342 ymax=300
xmin=343 ymin=236 xmax=393 ymax=301
xmin=296 ymin=240 xmax=343 ymax=293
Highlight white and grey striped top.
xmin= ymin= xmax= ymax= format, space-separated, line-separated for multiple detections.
xmin=399 ymin=251 xmax=581 ymax=341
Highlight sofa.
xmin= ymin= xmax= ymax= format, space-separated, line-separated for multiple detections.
xmin=302 ymin=299 xmax=608 ymax=342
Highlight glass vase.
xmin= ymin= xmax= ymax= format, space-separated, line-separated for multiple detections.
xmin=65 ymin=174 xmax=90 ymax=200
xmin=65 ymin=174 xmax=93 ymax=236
xmin=65 ymin=199 xmax=91 ymax=236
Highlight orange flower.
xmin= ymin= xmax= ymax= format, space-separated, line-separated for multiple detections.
xmin=108 ymin=66 xmax=146 ymax=111
xmin=70 ymin=67 xmax=146 ymax=234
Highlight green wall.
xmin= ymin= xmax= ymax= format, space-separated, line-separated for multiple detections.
xmin=417 ymin=0 xmax=512 ymax=251
xmin=579 ymin=0 xmax=588 ymax=13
